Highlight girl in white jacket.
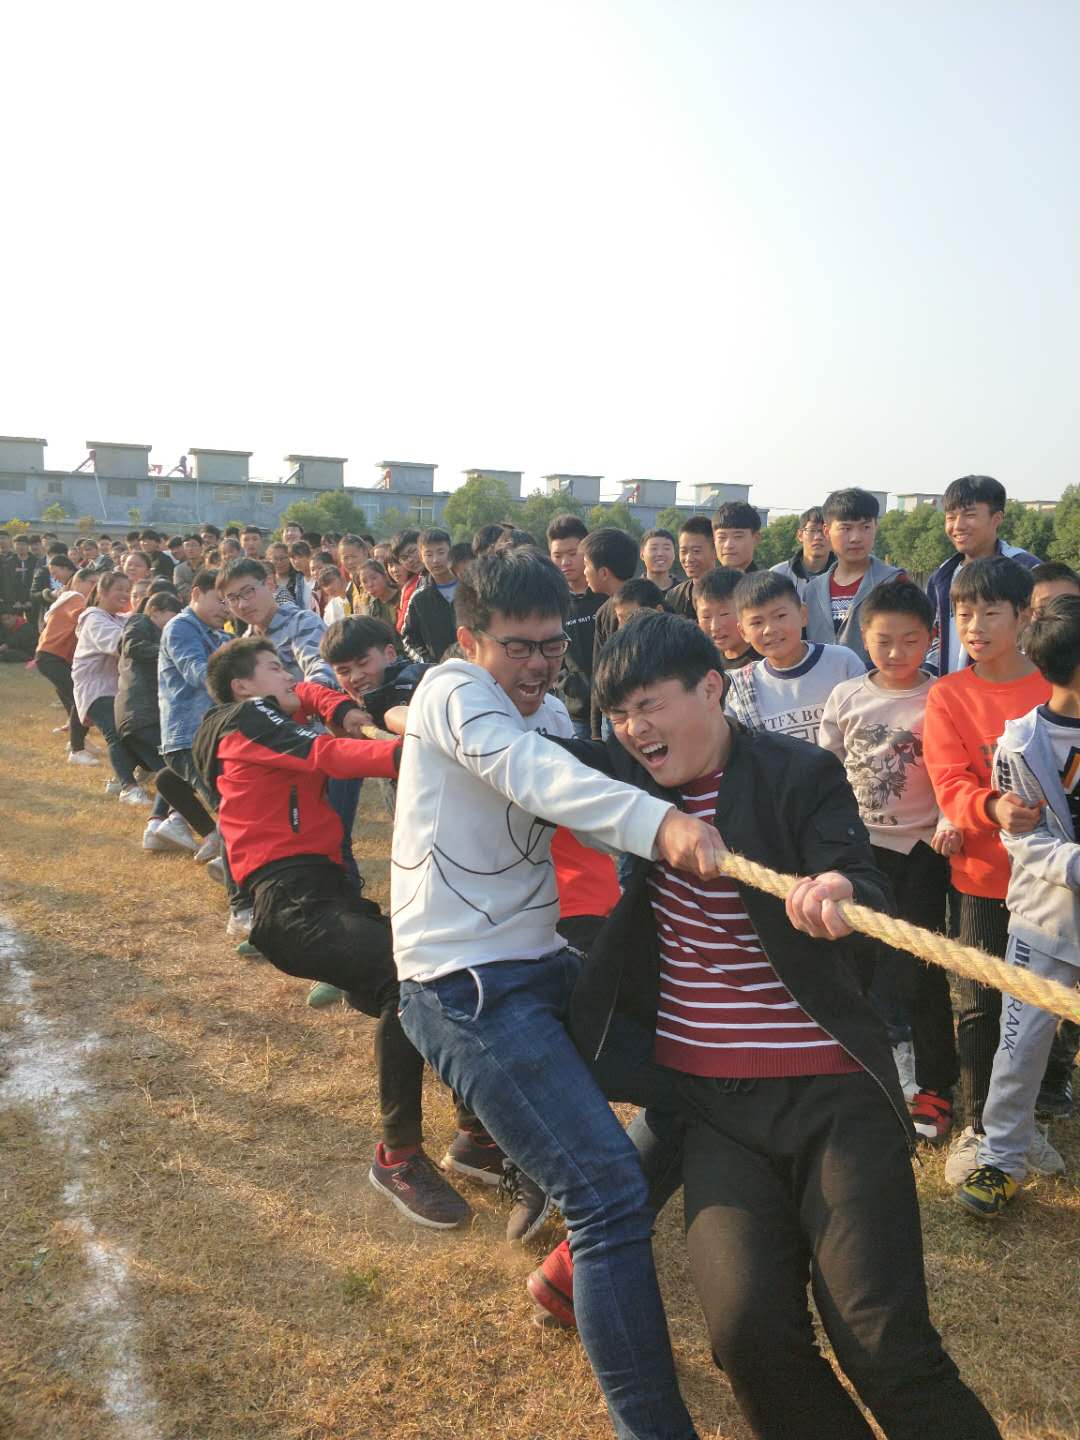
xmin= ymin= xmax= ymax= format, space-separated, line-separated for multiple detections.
xmin=71 ymin=571 xmax=148 ymax=805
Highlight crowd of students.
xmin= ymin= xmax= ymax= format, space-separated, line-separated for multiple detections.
xmin=2 ymin=472 xmax=1078 ymax=1440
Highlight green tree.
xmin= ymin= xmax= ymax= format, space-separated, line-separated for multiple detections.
xmin=281 ymin=490 xmax=373 ymax=538
xmin=587 ymin=500 xmax=643 ymax=540
xmin=755 ymin=515 xmax=798 ymax=569
xmin=442 ymin=474 xmax=515 ymax=543
xmin=372 ymin=506 xmax=412 ymax=540
xmin=127 ymin=507 xmax=142 ymax=525
xmin=75 ymin=514 xmax=97 ymax=534
xmin=1000 ymin=500 xmax=1053 ymax=559
xmin=1050 ymin=485 xmax=1080 ymax=568
xmin=0 ymin=517 xmax=30 ymax=534
xmin=279 ymin=498 xmax=328 ymax=535
xmin=41 ymin=502 xmax=67 ymax=523
xmin=518 ymin=488 xmax=587 ymax=540
xmin=653 ymin=505 xmax=691 ymax=536
xmin=905 ymin=507 xmax=952 ymax=579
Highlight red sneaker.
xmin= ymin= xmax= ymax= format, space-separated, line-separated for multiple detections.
xmin=909 ymin=1089 xmax=953 ymax=1144
xmin=526 ymin=1239 xmax=576 ymax=1328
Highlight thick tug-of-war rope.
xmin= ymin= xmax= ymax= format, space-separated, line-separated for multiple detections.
xmin=721 ymin=850 xmax=1080 ymax=1026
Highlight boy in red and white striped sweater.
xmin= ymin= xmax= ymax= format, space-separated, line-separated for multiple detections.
xmin=530 ymin=611 xmax=1001 ymax=1440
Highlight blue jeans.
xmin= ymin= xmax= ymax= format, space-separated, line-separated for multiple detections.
xmin=399 ymin=951 xmax=697 ymax=1440
xmin=87 ymin=694 xmax=137 ymax=788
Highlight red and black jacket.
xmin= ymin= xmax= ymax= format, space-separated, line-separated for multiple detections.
xmin=192 ymin=682 xmax=400 ymax=887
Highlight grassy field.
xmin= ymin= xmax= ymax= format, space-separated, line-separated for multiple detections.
xmin=0 ymin=663 xmax=1077 ymax=1440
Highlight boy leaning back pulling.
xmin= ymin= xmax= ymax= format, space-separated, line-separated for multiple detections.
xmin=390 ymin=548 xmax=725 ymax=1440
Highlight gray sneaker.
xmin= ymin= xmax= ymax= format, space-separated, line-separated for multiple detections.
xmin=1026 ymin=1124 xmax=1065 ymax=1177
xmin=943 ymin=1125 xmax=982 ymax=1187
xmin=500 ymin=1161 xmax=552 ymax=1244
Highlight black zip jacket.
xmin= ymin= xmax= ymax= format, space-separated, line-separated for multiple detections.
xmin=548 ymin=724 xmax=914 ymax=1142
xmin=558 ymin=589 xmax=605 ymax=726
xmin=115 ymin=611 xmax=163 ymax=736
xmin=401 ymin=582 xmax=457 ymax=663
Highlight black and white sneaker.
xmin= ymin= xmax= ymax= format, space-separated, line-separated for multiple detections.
xmin=369 ymin=1146 xmax=473 ymax=1230
xmin=500 ymin=1160 xmax=551 ymax=1244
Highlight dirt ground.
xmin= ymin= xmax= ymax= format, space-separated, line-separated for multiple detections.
xmin=0 ymin=664 xmax=1077 ymax=1440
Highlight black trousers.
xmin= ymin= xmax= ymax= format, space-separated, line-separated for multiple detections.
xmin=677 ymin=1071 xmax=1000 ymax=1440
xmin=870 ymin=843 xmax=956 ymax=1093
xmin=35 ymin=649 xmax=88 ymax=751
xmin=953 ymin=892 xmax=1009 ymax=1131
xmin=248 ymin=860 xmax=424 ymax=1149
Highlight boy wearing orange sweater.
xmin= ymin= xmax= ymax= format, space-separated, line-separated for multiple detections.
xmin=923 ymin=558 xmax=1050 ymax=1184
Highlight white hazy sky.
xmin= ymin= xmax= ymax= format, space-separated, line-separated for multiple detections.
xmin=4 ymin=0 xmax=1077 ymax=509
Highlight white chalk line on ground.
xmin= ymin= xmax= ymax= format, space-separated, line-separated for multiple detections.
xmin=0 ymin=915 xmax=162 ymax=1440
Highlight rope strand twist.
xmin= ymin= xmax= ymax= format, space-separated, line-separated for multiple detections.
xmin=720 ymin=850 xmax=1080 ymax=1026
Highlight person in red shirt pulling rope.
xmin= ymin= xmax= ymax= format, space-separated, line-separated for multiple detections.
xmin=192 ymin=636 xmax=470 ymax=1231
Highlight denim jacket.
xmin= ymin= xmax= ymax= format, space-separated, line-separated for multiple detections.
xmin=158 ymin=607 xmax=229 ymax=753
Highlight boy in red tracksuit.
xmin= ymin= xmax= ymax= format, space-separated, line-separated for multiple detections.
xmin=193 ymin=635 xmax=470 ymax=1230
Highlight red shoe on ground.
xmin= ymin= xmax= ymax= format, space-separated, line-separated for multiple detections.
xmin=526 ymin=1238 xmax=576 ymax=1328
xmin=909 ymin=1089 xmax=953 ymax=1144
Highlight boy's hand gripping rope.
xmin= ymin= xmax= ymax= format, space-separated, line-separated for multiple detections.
xmin=719 ymin=850 xmax=1080 ymax=1026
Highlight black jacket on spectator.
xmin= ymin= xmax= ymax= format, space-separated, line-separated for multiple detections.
xmin=549 ymin=724 xmax=912 ymax=1144
xmin=115 ymin=612 xmax=163 ymax=736
xmin=401 ymin=582 xmax=457 ymax=664
xmin=558 ymin=589 xmax=605 ymax=730
xmin=589 ymin=597 xmax=620 ymax=739
xmin=362 ymin=658 xmax=432 ymax=730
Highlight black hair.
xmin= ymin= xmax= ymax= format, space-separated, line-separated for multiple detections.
xmin=267 ymin=540 xmax=290 ymax=555
xmin=190 ymin=567 xmax=219 ymax=594
xmin=1031 ymin=562 xmax=1080 ymax=591
xmin=859 ymin=577 xmax=934 ymax=632
xmin=504 ymin=528 xmax=538 ymax=550
xmin=145 ymin=592 xmax=183 ymax=619
xmin=418 ymin=527 xmax=451 ymax=547
xmin=147 ymin=576 xmax=180 ymax=597
xmin=242 ymin=525 xmax=262 ymax=537
xmin=798 ymin=506 xmax=825 ymax=528
xmin=321 ymin=531 xmax=342 ymax=545
xmin=547 ymin=513 xmax=589 ymax=543
xmin=183 ymin=533 xmax=202 ymax=544
xmin=361 ymin=534 xmax=376 ymax=547
xmin=641 ymin=527 xmax=677 ymax=548
xmin=340 ymin=533 xmax=367 ymax=549
xmin=321 ymin=614 xmax=399 ymax=663
xmin=140 ymin=529 xmax=162 ymax=542
xmin=1024 ymin=595 xmax=1080 ymax=686
xmin=692 ymin=567 xmax=744 ymax=604
xmin=25 ymin=534 xmax=41 ymax=544
xmin=224 ymin=526 xmax=241 ymax=538
xmin=288 ymin=540 xmax=312 ymax=557
xmin=823 ymin=488 xmax=880 ymax=523
xmin=46 ymin=541 xmax=69 ymax=556
xmin=168 ymin=535 xmax=184 ymax=548
xmin=594 ymin=611 xmax=723 ymax=713
xmin=943 ymin=475 xmax=1007 ymax=515
xmin=360 ymin=557 xmax=388 ymax=577
xmin=216 ymin=557 xmax=269 ymax=591
xmin=126 ymin=530 xmax=142 ymax=542
xmin=206 ymin=636 xmax=278 ymax=704
xmin=949 ymin=556 xmax=1034 ymax=614
xmin=391 ymin=529 xmax=420 ymax=559
xmin=449 ymin=542 xmax=474 ymax=568
xmin=454 ymin=548 xmax=569 ymax=632
xmin=581 ymin=527 xmax=639 ymax=582
xmin=678 ymin=514 xmax=713 ymax=540
xmin=313 ymin=549 xmax=336 ymax=568
xmin=615 ymin=578 xmax=665 ymax=610
xmin=317 ymin=566 xmax=343 ymax=587
xmin=733 ymin=570 xmax=800 ymax=613
xmin=73 ymin=566 xmax=96 ymax=583
xmin=200 ymin=523 xmax=221 ymax=538
xmin=48 ymin=554 xmax=77 ymax=574
xmin=472 ymin=522 xmax=509 ymax=555
xmin=303 ymin=531 xmax=322 ymax=548
xmin=712 ymin=501 xmax=762 ymax=533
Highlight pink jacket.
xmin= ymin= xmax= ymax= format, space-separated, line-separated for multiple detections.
xmin=71 ymin=607 xmax=128 ymax=723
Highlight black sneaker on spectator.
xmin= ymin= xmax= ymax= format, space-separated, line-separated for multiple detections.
xmin=1036 ymin=1076 xmax=1073 ymax=1119
xmin=500 ymin=1161 xmax=551 ymax=1244
xmin=369 ymin=1146 xmax=472 ymax=1229
xmin=441 ymin=1128 xmax=506 ymax=1185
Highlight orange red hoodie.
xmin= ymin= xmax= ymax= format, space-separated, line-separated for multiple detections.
xmin=923 ymin=667 xmax=1050 ymax=898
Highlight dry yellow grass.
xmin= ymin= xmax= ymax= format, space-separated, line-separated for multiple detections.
xmin=0 ymin=664 xmax=1077 ymax=1440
